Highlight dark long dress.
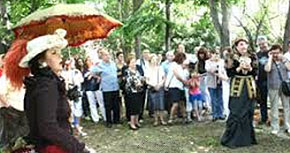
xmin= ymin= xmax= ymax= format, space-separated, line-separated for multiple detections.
xmin=221 ymin=54 xmax=258 ymax=148
xmin=24 ymin=68 xmax=87 ymax=153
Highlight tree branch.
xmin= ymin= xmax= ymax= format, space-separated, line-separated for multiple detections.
xmin=254 ymin=6 xmax=268 ymax=45
xmin=283 ymin=2 xmax=290 ymax=53
xmin=209 ymin=0 xmax=222 ymax=37
xmin=234 ymin=15 xmax=255 ymax=51
xmin=221 ymin=0 xmax=230 ymax=46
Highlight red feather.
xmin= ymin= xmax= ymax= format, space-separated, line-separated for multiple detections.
xmin=4 ymin=39 xmax=30 ymax=89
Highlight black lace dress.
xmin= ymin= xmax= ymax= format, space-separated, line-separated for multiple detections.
xmin=221 ymin=54 xmax=258 ymax=148
xmin=24 ymin=68 xmax=87 ymax=153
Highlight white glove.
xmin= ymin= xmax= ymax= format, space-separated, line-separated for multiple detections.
xmin=85 ymin=146 xmax=97 ymax=153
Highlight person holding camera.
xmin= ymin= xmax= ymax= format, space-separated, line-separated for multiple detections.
xmin=264 ymin=44 xmax=290 ymax=135
xmin=221 ymin=38 xmax=258 ymax=148
xmin=205 ymin=49 xmax=228 ymax=122
xmin=146 ymin=54 xmax=166 ymax=126
xmin=61 ymin=59 xmax=86 ymax=137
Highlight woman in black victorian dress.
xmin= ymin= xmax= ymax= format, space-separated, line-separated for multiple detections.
xmin=221 ymin=38 xmax=258 ymax=148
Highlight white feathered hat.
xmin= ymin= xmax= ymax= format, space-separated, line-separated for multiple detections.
xmin=19 ymin=29 xmax=68 ymax=68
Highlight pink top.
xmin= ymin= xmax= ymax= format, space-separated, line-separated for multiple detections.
xmin=189 ymin=77 xmax=201 ymax=95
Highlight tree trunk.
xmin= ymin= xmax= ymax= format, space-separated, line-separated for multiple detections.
xmin=134 ymin=36 xmax=141 ymax=58
xmin=118 ymin=0 xmax=126 ymax=58
xmin=234 ymin=15 xmax=255 ymax=52
xmin=0 ymin=0 xmax=7 ymax=25
xmin=165 ymin=0 xmax=171 ymax=53
xmin=133 ymin=0 xmax=144 ymax=59
xmin=0 ymin=0 xmax=8 ymax=53
xmin=30 ymin=0 xmax=39 ymax=12
xmin=220 ymin=0 xmax=230 ymax=48
xmin=209 ymin=0 xmax=230 ymax=49
xmin=283 ymin=2 xmax=290 ymax=53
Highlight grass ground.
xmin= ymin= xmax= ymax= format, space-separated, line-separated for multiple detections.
xmin=80 ymin=115 xmax=290 ymax=153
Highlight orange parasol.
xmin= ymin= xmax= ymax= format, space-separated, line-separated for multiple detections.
xmin=13 ymin=4 xmax=122 ymax=47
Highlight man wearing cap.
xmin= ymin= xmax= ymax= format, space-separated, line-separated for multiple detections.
xmin=256 ymin=36 xmax=269 ymax=125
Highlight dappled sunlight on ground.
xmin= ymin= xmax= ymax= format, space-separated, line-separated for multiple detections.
xmin=79 ymin=114 xmax=290 ymax=153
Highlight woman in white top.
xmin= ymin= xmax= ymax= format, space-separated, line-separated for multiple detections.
xmin=61 ymin=59 xmax=86 ymax=136
xmin=165 ymin=52 xmax=188 ymax=124
xmin=146 ymin=54 xmax=166 ymax=126
xmin=205 ymin=49 xmax=228 ymax=121
xmin=0 ymin=47 xmax=28 ymax=152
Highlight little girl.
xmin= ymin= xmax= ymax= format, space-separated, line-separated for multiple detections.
xmin=189 ymin=71 xmax=203 ymax=121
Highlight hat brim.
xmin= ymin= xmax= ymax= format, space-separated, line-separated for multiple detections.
xmin=19 ymin=49 xmax=45 ymax=68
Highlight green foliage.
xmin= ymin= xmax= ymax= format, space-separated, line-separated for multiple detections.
xmin=61 ymin=47 xmax=84 ymax=59
xmin=8 ymin=0 xmax=55 ymax=24
xmin=193 ymin=0 xmax=243 ymax=6
xmin=172 ymin=12 xmax=219 ymax=53
xmin=104 ymin=0 xmax=169 ymax=54
xmin=0 ymin=0 xmax=284 ymax=56
xmin=234 ymin=0 xmax=275 ymax=50
xmin=66 ymin=0 xmax=85 ymax=4
xmin=8 ymin=0 xmax=31 ymax=24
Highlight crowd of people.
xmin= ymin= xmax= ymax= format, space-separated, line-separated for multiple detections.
xmin=1 ymin=29 xmax=290 ymax=152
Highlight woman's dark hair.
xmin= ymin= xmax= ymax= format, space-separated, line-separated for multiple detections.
xmin=173 ymin=52 xmax=186 ymax=64
xmin=234 ymin=38 xmax=248 ymax=47
xmin=222 ymin=46 xmax=233 ymax=58
xmin=75 ymin=58 xmax=84 ymax=71
xmin=28 ymin=51 xmax=46 ymax=75
xmin=197 ymin=47 xmax=209 ymax=60
xmin=269 ymin=44 xmax=282 ymax=52
xmin=116 ymin=51 xmax=123 ymax=58
xmin=233 ymin=38 xmax=250 ymax=55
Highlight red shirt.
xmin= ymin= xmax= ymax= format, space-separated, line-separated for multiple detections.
xmin=189 ymin=77 xmax=201 ymax=95
xmin=0 ymin=69 xmax=3 ymax=78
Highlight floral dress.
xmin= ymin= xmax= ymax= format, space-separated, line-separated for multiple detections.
xmin=125 ymin=69 xmax=145 ymax=115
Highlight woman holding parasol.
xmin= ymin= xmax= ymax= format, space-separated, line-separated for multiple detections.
xmin=4 ymin=3 xmax=122 ymax=153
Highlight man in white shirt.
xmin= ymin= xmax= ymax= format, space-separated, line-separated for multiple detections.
xmin=136 ymin=49 xmax=151 ymax=119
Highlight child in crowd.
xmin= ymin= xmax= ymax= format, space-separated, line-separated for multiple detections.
xmin=188 ymin=70 xmax=203 ymax=121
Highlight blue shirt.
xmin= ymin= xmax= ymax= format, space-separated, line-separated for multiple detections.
xmin=161 ymin=60 xmax=170 ymax=76
xmin=91 ymin=61 xmax=119 ymax=92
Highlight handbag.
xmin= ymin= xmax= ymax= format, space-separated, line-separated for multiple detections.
xmin=67 ymin=85 xmax=82 ymax=101
xmin=67 ymin=70 xmax=82 ymax=101
xmin=274 ymin=62 xmax=290 ymax=96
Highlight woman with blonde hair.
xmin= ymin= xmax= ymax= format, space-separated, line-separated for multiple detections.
xmin=146 ymin=54 xmax=167 ymax=126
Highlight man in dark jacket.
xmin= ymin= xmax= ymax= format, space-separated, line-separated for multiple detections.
xmin=256 ymin=35 xmax=269 ymax=124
